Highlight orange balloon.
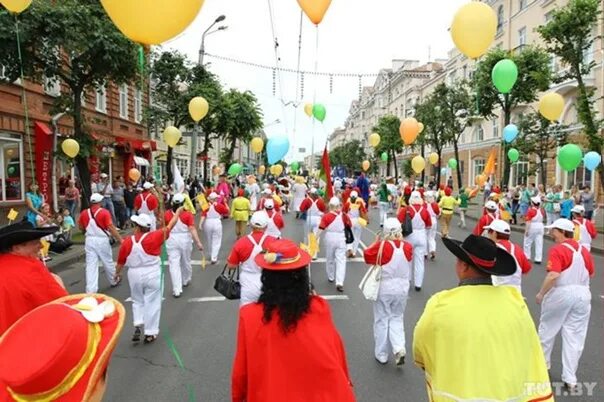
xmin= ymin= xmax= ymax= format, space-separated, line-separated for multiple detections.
xmin=400 ymin=117 xmax=420 ymax=145
xmin=475 ymin=174 xmax=487 ymax=186
xmin=297 ymin=0 xmax=332 ymax=25
xmin=129 ymin=168 xmax=141 ymax=182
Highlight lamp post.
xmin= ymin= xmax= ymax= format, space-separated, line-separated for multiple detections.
xmin=198 ymin=15 xmax=227 ymax=65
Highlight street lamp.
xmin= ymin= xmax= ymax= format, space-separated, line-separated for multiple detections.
xmin=198 ymin=15 xmax=227 ymax=65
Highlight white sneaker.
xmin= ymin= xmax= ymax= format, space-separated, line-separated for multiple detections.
xmin=394 ymin=350 xmax=406 ymax=366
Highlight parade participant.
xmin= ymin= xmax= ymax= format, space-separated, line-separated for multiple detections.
xmin=24 ymin=182 xmax=44 ymax=226
xmin=165 ymin=193 xmax=204 ymax=298
xmin=231 ymin=189 xmax=251 ymax=239
xmin=523 ymin=196 xmax=545 ymax=264
xmin=413 ymin=234 xmax=553 ymax=402
xmin=115 ymin=209 xmax=183 ymax=344
xmin=363 ymin=218 xmax=413 ymax=366
xmin=570 ymin=205 xmax=597 ymax=251
xmin=134 ymin=182 xmax=160 ymax=230
xmin=397 ymin=191 xmax=431 ymax=291
xmin=318 ymin=197 xmax=352 ymax=292
xmin=216 ymin=174 xmax=232 ymax=205
xmin=200 ymin=192 xmax=230 ymax=264
xmin=261 ymin=199 xmax=285 ymax=239
xmin=424 ymin=191 xmax=440 ymax=260
xmin=299 ymin=188 xmax=326 ymax=258
xmin=246 ymin=176 xmax=261 ymax=212
xmin=341 ymin=183 xmax=352 ymax=206
xmin=277 ymin=178 xmax=292 ymax=214
xmin=356 ymin=172 xmax=370 ymax=204
xmin=343 ymin=190 xmax=368 ymax=258
xmin=457 ymin=189 xmax=469 ymax=229
xmin=79 ymin=193 xmax=123 ymax=294
xmin=291 ymin=176 xmax=307 ymax=218
xmin=258 ymin=188 xmax=283 ymax=212
xmin=537 ymin=218 xmax=594 ymax=391
xmin=377 ymin=183 xmax=390 ymax=227
xmin=472 ymin=200 xmax=499 ymax=236
xmin=485 ymin=219 xmax=532 ymax=293
xmin=227 ymin=212 xmax=277 ymax=306
xmin=232 ymin=239 xmax=355 ymax=402
xmin=0 ymin=294 xmax=125 ymax=401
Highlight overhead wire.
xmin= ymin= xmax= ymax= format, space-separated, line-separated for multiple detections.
xmin=266 ymin=0 xmax=290 ymax=137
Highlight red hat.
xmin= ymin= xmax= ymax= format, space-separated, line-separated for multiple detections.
xmin=0 ymin=294 xmax=125 ymax=401
xmin=255 ymin=239 xmax=311 ymax=271
xmin=445 ymin=187 xmax=452 ymax=196
xmin=237 ymin=189 xmax=245 ymax=197
xmin=404 ymin=187 xmax=412 ymax=195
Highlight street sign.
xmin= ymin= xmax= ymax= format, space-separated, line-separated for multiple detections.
xmin=298 ymin=147 xmax=306 ymax=153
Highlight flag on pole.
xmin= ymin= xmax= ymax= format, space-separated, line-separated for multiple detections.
xmin=172 ymin=159 xmax=196 ymax=213
xmin=319 ymin=146 xmax=333 ymax=199
xmin=483 ymin=148 xmax=497 ymax=176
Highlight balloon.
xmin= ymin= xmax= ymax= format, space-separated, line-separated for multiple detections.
xmin=428 ymin=152 xmax=439 ymax=165
xmin=507 ymin=148 xmax=520 ymax=162
xmin=303 ymin=103 xmax=313 ymax=117
xmin=450 ymin=2 xmax=497 ymax=59
xmin=100 ymin=0 xmax=205 ymax=45
xmin=290 ymin=161 xmax=300 ymax=172
xmin=212 ymin=166 xmax=222 ymax=176
xmin=271 ymin=164 xmax=283 ymax=176
xmin=189 ymin=96 xmax=209 ymax=122
xmin=381 ymin=152 xmax=388 ymax=162
xmin=491 ymin=59 xmax=518 ymax=94
xmin=583 ymin=151 xmax=602 ymax=171
xmin=418 ymin=122 xmax=425 ymax=134
xmin=368 ymin=133 xmax=380 ymax=148
xmin=6 ymin=149 xmax=13 ymax=157
xmin=163 ymin=126 xmax=182 ymax=147
xmin=0 ymin=0 xmax=32 ymax=13
xmin=297 ymin=0 xmax=332 ymax=25
xmin=362 ymin=160 xmax=370 ymax=171
xmin=448 ymin=158 xmax=458 ymax=169
xmin=357 ymin=217 xmax=368 ymax=227
xmin=557 ymin=144 xmax=583 ymax=172
xmin=7 ymin=166 xmax=15 ymax=175
xmin=266 ymin=136 xmax=290 ymax=164
xmin=129 ymin=168 xmax=141 ymax=182
xmin=411 ymin=156 xmax=426 ymax=174
xmin=539 ymin=92 xmax=564 ymax=122
xmin=475 ymin=174 xmax=487 ymax=186
xmin=441 ymin=167 xmax=448 ymax=176
xmin=250 ymin=137 xmax=264 ymax=153
xmin=258 ymin=165 xmax=266 ymax=175
xmin=228 ymin=163 xmax=243 ymax=176
xmin=61 ymin=139 xmax=80 ymax=158
xmin=400 ymin=117 xmax=420 ymax=145
xmin=312 ymin=104 xmax=326 ymax=122
xmin=503 ymin=124 xmax=519 ymax=143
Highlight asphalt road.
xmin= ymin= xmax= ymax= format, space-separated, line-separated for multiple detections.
xmin=54 ymin=208 xmax=603 ymax=402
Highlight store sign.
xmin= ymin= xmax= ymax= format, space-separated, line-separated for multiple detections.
xmin=34 ymin=122 xmax=53 ymax=204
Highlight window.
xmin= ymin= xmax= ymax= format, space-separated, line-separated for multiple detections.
xmin=134 ymin=89 xmax=143 ymax=123
xmin=497 ymin=5 xmax=504 ymax=33
xmin=518 ymin=27 xmax=527 ymax=46
xmin=95 ymin=85 xmax=107 ymax=113
xmin=43 ymin=76 xmax=61 ymax=97
xmin=512 ymin=161 xmax=529 ymax=186
xmin=474 ymin=125 xmax=484 ymax=142
xmin=567 ymin=163 xmax=592 ymax=188
xmin=519 ymin=0 xmax=527 ymax=11
xmin=0 ymin=134 xmax=24 ymax=202
xmin=549 ymin=54 xmax=558 ymax=74
xmin=119 ymin=84 xmax=129 ymax=119
xmin=473 ymin=158 xmax=485 ymax=184
xmin=492 ymin=118 xmax=499 ymax=138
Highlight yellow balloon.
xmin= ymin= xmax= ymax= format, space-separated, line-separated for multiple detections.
xmin=163 ymin=126 xmax=182 ymax=148
xmin=100 ymin=0 xmax=205 ymax=45
xmin=297 ymin=0 xmax=332 ymax=25
xmin=411 ymin=155 xmax=426 ymax=174
xmin=539 ymin=92 xmax=565 ymax=122
xmin=129 ymin=168 xmax=141 ymax=182
xmin=271 ymin=164 xmax=283 ymax=176
xmin=189 ymin=96 xmax=209 ymax=122
xmin=258 ymin=165 xmax=266 ymax=175
xmin=357 ymin=217 xmax=368 ymax=227
xmin=212 ymin=166 xmax=222 ymax=176
xmin=451 ymin=2 xmax=497 ymax=59
xmin=251 ymin=137 xmax=264 ymax=154
xmin=362 ymin=160 xmax=371 ymax=172
xmin=368 ymin=133 xmax=380 ymax=148
xmin=418 ymin=122 xmax=425 ymax=134
xmin=428 ymin=152 xmax=439 ymax=165
xmin=303 ymin=103 xmax=313 ymax=117
xmin=400 ymin=117 xmax=420 ymax=145
xmin=1 ymin=0 xmax=32 ymax=13
xmin=61 ymin=139 xmax=80 ymax=158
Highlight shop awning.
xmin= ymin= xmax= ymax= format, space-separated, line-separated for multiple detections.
xmin=115 ymin=136 xmax=157 ymax=152
xmin=134 ymin=156 xmax=150 ymax=166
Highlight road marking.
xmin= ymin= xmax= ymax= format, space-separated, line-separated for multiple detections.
xmin=188 ymin=296 xmax=227 ymax=303
xmin=321 ymin=295 xmax=349 ymax=300
xmin=359 ymin=241 xmax=367 ymax=251
xmin=312 ymin=257 xmax=365 ymax=263
xmin=124 ymin=297 xmax=165 ymax=302
xmin=600 ymin=295 xmax=604 ymax=300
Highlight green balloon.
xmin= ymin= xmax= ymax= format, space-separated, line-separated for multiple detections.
xmin=290 ymin=161 xmax=300 ymax=172
xmin=228 ymin=163 xmax=242 ymax=176
xmin=492 ymin=58 xmax=519 ymax=94
xmin=507 ymin=148 xmax=520 ymax=162
xmin=381 ymin=152 xmax=388 ymax=162
xmin=7 ymin=166 xmax=15 ymax=175
xmin=312 ymin=104 xmax=326 ymax=122
xmin=557 ymin=144 xmax=583 ymax=172
xmin=448 ymin=158 xmax=457 ymax=169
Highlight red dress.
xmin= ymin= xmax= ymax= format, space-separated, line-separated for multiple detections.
xmin=232 ymin=296 xmax=356 ymax=402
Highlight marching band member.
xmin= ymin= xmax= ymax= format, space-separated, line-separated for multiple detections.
xmin=261 ymin=199 xmax=285 ymax=239
xmin=472 ymin=200 xmax=499 ymax=236
xmin=343 ymin=190 xmax=368 ymax=258
xmin=318 ymin=197 xmax=352 ymax=292
xmin=571 ymin=205 xmax=597 ymax=251
xmin=299 ymin=188 xmax=326 ymax=259
xmin=424 ymin=191 xmax=440 ymax=260
xmin=292 ymin=176 xmax=308 ymax=218
xmin=134 ymin=182 xmax=160 ymax=230
xmin=200 ymin=192 xmax=230 ymax=264
xmin=524 ymin=196 xmax=545 ymax=264
xmin=258 ymin=188 xmax=282 ymax=212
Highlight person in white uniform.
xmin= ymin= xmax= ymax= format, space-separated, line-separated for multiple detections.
xmin=537 ymin=218 xmax=595 ymax=391
xmin=363 ymin=218 xmax=413 ymax=366
xmin=424 ymin=191 xmax=440 ymax=261
xmin=200 ymin=192 xmax=229 ymax=264
xmin=299 ymin=188 xmax=326 ymax=259
xmin=165 ymin=193 xmax=204 ymax=298
xmin=135 ymin=182 xmax=159 ymax=230
xmin=78 ymin=193 xmax=123 ymax=293
xmin=343 ymin=191 xmax=367 ymax=258
xmin=523 ymin=196 xmax=545 ymax=264
xmin=318 ymin=197 xmax=352 ymax=292
xmin=291 ymin=177 xmax=308 ymax=218
xmin=261 ymin=199 xmax=285 ymax=239
xmin=246 ymin=176 xmax=261 ymax=211
xmin=571 ymin=205 xmax=597 ymax=251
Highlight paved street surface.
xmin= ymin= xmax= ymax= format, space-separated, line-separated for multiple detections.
xmin=54 ymin=209 xmax=603 ymax=402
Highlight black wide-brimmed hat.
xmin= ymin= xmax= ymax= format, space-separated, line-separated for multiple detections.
xmin=442 ymin=234 xmax=516 ymax=276
xmin=0 ymin=221 xmax=59 ymax=250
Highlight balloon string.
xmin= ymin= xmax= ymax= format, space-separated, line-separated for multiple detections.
xmin=291 ymin=10 xmax=304 ymax=158
xmin=266 ymin=0 xmax=290 ymax=136
xmin=14 ymin=15 xmax=35 ymax=185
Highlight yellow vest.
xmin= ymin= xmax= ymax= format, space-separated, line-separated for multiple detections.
xmin=438 ymin=195 xmax=460 ymax=215
xmin=413 ymin=286 xmax=553 ymax=402
xmin=231 ymin=197 xmax=251 ymax=221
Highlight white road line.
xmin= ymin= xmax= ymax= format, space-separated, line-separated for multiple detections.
xmin=359 ymin=241 xmax=367 ymax=251
xmin=188 ymin=296 xmax=227 ymax=303
xmin=312 ymin=257 xmax=365 ymax=263
xmin=600 ymin=295 xmax=604 ymax=300
xmin=124 ymin=297 xmax=165 ymax=302
xmin=320 ymin=295 xmax=349 ymax=300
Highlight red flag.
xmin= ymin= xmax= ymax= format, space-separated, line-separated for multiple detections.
xmin=320 ymin=146 xmax=333 ymax=199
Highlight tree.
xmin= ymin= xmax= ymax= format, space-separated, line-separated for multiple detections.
xmin=373 ymin=115 xmax=403 ymax=177
xmin=0 ymin=0 xmax=139 ymax=208
xmin=538 ymin=0 xmax=604 ymax=189
xmin=473 ymin=46 xmax=552 ymax=186
xmin=329 ymin=140 xmax=366 ymax=175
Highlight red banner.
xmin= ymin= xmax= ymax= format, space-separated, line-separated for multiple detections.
xmin=34 ymin=122 xmax=53 ymax=205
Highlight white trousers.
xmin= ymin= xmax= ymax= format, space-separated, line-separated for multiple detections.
xmin=407 ymin=230 xmax=427 ymax=288
xmin=204 ymin=218 xmax=222 ymax=261
xmin=379 ymin=202 xmax=389 ymax=226
xmin=373 ymin=293 xmax=408 ymax=363
xmin=426 ymin=219 xmax=437 ymax=254
xmin=524 ymin=225 xmax=544 ymax=262
xmin=324 ymin=234 xmax=347 ymax=286
xmin=128 ymin=265 xmax=162 ymax=336
xmin=546 ymin=211 xmax=557 ymax=226
xmin=347 ymin=219 xmax=363 ymax=255
xmin=167 ymin=235 xmax=193 ymax=295
xmin=538 ymin=286 xmax=591 ymax=385
xmin=85 ymin=236 xmax=116 ymax=293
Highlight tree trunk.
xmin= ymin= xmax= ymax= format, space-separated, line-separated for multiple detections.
xmin=71 ymin=86 xmax=92 ymax=210
xmin=166 ymin=146 xmax=173 ymax=185
xmin=386 ymin=157 xmax=391 ymax=176
xmin=539 ymin=158 xmax=547 ymax=190
xmin=420 ymin=143 xmax=426 ymax=183
xmin=436 ymin=152 xmax=442 ymax=186
xmin=202 ymin=131 xmax=210 ymax=184
xmin=453 ymin=140 xmax=462 ymax=191
xmin=501 ymin=97 xmax=512 ymax=188
xmin=392 ymin=150 xmax=399 ymax=178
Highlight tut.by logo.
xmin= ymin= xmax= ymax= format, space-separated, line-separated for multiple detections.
xmin=525 ymin=382 xmax=598 ymax=397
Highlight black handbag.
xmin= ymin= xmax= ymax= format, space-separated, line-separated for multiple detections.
xmin=401 ymin=207 xmax=413 ymax=237
xmin=214 ymin=265 xmax=241 ymax=300
xmin=344 ymin=225 xmax=354 ymax=244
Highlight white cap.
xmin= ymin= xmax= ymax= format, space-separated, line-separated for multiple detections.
xmin=350 ymin=191 xmax=359 ymax=198
xmin=409 ymin=191 xmax=422 ymax=205
xmin=545 ymin=218 xmax=575 ymax=232
xmin=131 ymin=214 xmax=152 ymax=228
xmin=263 ymin=189 xmax=273 ymax=195
xmin=571 ymin=205 xmax=585 ymax=214
xmin=90 ymin=193 xmax=103 ymax=203
xmin=143 ymin=182 xmax=153 ymax=190
xmin=531 ymin=196 xmax=542 ymax=204
xmin=309 ymin=188 xmax=318 ymax=195
xmin=262 ymin=183 xmax=270 ymax=189
xmin=329 ymin=197 xmax=340 ymax=207
xmin=424 ymin=191 xmax=435 ymax=200
xmin=264 ymin=199 xmax=275 ymax=209
xmin=208 ymin=192 xmax=218 ymax=200
xmin=383 ymin=218 xmax=402 ymax=235
xmin=100 ymin=173 xmax=108 ymax=178
xmin=484 ymin=219 xmax=511 ymax=235
xmin=250 ymin=212 xmax=269 ymax=228
xmin=485 ymin=201 xmax=498 ymax=210
xmin=172 ymin=193 xmax=185 ymax=204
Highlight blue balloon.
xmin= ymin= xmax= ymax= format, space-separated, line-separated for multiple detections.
xmin=266 ymin=136 xmax=290 ymax=164
xmin=440 ymin=167 xmax=447 ymax=176
xmin=503 ymin=124 xmax=519 ymax=143
xmin=583 ymin=151 xmax=602 ymax=171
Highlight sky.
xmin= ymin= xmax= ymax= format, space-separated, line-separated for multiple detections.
xmin=165 ymin=0 xmax=468 ymax=162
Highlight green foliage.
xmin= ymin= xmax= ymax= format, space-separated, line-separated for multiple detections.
xmin=329 ymin=140 xmax=366 ymax=174
xmin=373 ymin=115 xmax=402 ymax=176
xmin=401 ymin=160 xmax=414 ymax=179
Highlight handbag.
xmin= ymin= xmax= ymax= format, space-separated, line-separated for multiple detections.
xmin=344 ymin=225 xmax=354 ymax=244
xmin=214 ymin=264 xmax=241 ymax=300
xmin=358 ymin=241 xmax=384 ymax=301
xmin=401 ymin=207 xmax=413 ymax=237
xmin=90 ymin=209 xmax=116 ymax=245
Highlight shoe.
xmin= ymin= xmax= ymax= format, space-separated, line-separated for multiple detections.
xmin=347 ymin=251 xmax=354 ymax=258
xmin=111 ymin=276 xmax=122 ymax=288
xmin=143 ymin=335 xmax=158 ymax=344
xmin=430 ymin=253 xmax=435 ymax=261
xmin=414 ymin=286 xmax=421 ymax=292
xmin=336 ymin=285 xmax=344 ymax=292
xmin=534 ymin=261 xmax=542 ymax=265
xmin=173 ymin=292 xmax=181 ymax=298
xmin=375 ymin=357 xmax=387 ymax=365
xmin=564 ymin=383 xmax=578 ymax=392
xmin=211 ymin=259 xmax=217 ymax=265
xmin=328 ymin=278 xmax=335 ymax=283
xmin=132 ymin=327 xmax=142 ymax=343
xmin=183 ymin=281 xmax=190 ymax=288
xmin=394 ymin=351 xmax=406 ymax=366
